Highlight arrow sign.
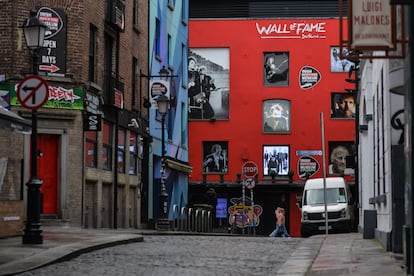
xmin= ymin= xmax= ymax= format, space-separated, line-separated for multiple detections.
xmin=17 ymin=75 xmax=49 ymax=110
xmin=39 ymin=64 xmax=60 ymax=73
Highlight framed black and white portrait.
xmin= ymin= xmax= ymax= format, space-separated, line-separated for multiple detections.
xmin=263 ymin=145 xmax=290 ymax=176
xmin=330 ymin=46 xmax=355 ymax=73
xmin=328 ymin=141 xmax=355 ymax=175
xmin=263 ymin=99 xmax=291 ymax=133
xmin=331 ymin=93 xmax=356 ymax=119
xmin=188 ymin=48 xmax=229 ymax=121
xmin=202 ymin=141 xmax=228 ymax=174
xmin=263 ymin=52 xmax=289 ymax=86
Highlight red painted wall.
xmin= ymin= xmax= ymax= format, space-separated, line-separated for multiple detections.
xmin=188 ymin=19 xmax=355 ymax=236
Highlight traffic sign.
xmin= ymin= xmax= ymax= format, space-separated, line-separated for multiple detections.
xmin=242 ymin=161 xmax=258 ymax=178
xmin=245 ymin=178 xmax=255 ymax=189
xmin=17 ymin=75 xmax=49 ymax=110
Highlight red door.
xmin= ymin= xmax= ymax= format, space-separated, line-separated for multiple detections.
xmin=38 ymin=134 xmax=59 ymax=214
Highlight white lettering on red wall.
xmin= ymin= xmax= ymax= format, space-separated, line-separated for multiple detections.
xmin=256 ymin=22 xmax=326 ymax=39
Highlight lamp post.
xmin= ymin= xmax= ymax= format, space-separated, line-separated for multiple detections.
xmin=21 ymin=10 xmax=47 ymax=244
xmin=156 ymin=94 xmax=170 ymax=230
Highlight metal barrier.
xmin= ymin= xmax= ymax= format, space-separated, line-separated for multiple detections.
xmin=163 ymin=205 xmax=214 ymax=233
xmin=180 ymin=206 xmax=187 ymax=231
xmin=188 ymin=207 xmax=194 ymax=232
xmin=195 ymin=209 xmax=201 ymax=232
xmin=172 ymin=204 xmax=179 ymax=231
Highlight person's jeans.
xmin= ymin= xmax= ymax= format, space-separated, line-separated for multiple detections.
xmin=269 ymin=224 xmax=290 ymax=237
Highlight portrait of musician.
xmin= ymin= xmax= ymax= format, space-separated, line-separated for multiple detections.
xmin=264 ymin=52 xmax=289 ymax=86
xmin=188 ymin=48 xmax=230 ymax=120
xmin=202 ymin=141 xmax=228 ymax=173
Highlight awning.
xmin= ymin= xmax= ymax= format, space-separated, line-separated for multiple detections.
xmin=165 ymin=157 xmax=192 ymax=173
xmin=0 ymin=106 xmax=31 ymax=134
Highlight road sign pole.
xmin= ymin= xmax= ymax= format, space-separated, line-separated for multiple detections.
xmin=242 ymin=179 xmax=245 ymax=235
xmin=23 ymin=109 xmax=43 ymax=244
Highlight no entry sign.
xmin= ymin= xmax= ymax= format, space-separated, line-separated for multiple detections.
xmin=242 ymin=161 xmax=258 ymax=178
xmin=17 ymin=75 xmax=49 ymax=110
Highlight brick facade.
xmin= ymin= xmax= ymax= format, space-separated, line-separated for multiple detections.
xmin=0 ymin=0 xmax=149 ymax=231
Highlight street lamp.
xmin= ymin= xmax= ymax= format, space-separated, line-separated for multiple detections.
xmin=21 ymin=10 xmax=47 ymax=244
xmin=156 ymin=94 xmax=170 ymax=230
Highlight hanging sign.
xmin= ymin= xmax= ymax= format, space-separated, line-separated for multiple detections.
xmin=349 ymin=0 xmax=396 ymax=50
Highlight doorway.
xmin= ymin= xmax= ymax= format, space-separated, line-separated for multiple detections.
xmin=38 ymin=134 xmax=59 ymax=215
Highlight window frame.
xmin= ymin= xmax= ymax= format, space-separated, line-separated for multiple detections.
xmin=102 ymin=120 xmax=113 ymax=170
xmin=85 ymin=130 xmax=98 ymax=168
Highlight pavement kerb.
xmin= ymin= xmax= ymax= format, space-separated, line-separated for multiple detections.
xmin=0 ymin=234 xmax=143 ymax=276
xmin=276 ymin=235 xmax=326 ymax=276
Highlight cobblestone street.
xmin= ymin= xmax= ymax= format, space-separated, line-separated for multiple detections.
xmin=16 ymin=235 xmax=302 ymax=276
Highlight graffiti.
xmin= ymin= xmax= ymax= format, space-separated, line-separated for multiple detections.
xmin=228 ymin=197 xmax=263 ymax=228
xmin=391 ymin=109 xmax=404 ymax=145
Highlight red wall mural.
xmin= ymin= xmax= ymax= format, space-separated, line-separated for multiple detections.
xmin=188 ymin=18 xmax=355 ymax=236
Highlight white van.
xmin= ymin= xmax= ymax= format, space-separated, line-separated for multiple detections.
xmin=300 ymin=177 xmax=355 ymax=237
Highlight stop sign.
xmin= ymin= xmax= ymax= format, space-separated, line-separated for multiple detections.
xmin=242 ymin=161 xmax=258 ymax=178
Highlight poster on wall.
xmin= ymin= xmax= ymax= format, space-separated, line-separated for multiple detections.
xmin=299 ymin=66 xmax=321 ymax=90
xmin=263 ymin=52 xmax=289 ymax=86
xmin=263 ymin=99 xmax=290 ymax=133
xmin=330 ymin=46 xmax=355 ymax=73
xmin=297 ymin=156 xmax=320 ymax=179
xmin=328 ymin=141 xmax=355 ymax=175
xmin=263 ymin=145 xmax=290 ymax=176
xmin=188 ymin=48 xmax=229 ymax=120
xmin=331 ymin=93 xmax=356 ymax=119
xmin=202 ymin=141 xmax=228 ymax=174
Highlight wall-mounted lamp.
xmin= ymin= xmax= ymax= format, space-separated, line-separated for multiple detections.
xmin=365 ymin=114 xmax=373 ymax=121
xmin=359 ymin=124 xmax=368 ymax=132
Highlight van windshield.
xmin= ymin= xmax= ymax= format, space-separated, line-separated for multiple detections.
xmin=304 ymin=188 xmax=346 ymax=205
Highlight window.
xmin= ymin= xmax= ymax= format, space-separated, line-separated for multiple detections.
xmin=168 ymin=0 xmax=174 ymax=10
xmin=182 ymin=43 xmax=186 ymax=87
xmin=181 ymin=102 xmax=186 ymax=146
xmin=102 ymin=121 xmax=113 ymax=170
xmin=88 ymin=25 xmax=98 ymax=82
xmin=129 ymin=133 xmax=139 ymax=175
xmin=133 ymin=0 xmax=138 ymax=29
xmin=132 ymin=57 xmax=138 ymax=106
xmin=117 ymin=128 xmax=126 ymax=173
xmin=168 ymin=34 xmax=172 ymax=67
xmin=85 ymin=131 xmax=98 ymax=168
xmin=155 ymin=18 xmax=161 ymax=58
xmin=181 ymin=0 xmax=187 ymax=24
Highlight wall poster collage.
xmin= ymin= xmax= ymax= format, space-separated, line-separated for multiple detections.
xmin=196 ymin=46 xmax=355 ymax=178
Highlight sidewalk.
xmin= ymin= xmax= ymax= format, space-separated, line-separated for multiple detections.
xmin=0 ymin=227 xmax=144 ymax=276
xmin=277 ymin=232 xmax=406 ymax=276
xmin=0 ymin=227 xmax=407 ymax=276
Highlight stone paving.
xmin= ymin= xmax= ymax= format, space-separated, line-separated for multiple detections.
xmin=16 ymin=235 xmax=305 ymax=276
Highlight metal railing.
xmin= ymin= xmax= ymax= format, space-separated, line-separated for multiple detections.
xmin=171 ymin=204 xmax=213 ymax=233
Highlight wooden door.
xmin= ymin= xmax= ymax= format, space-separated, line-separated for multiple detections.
xmin=38 ymin=134 xmax=59 ymax=214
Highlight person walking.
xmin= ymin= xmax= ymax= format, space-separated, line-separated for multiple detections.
xmin=269 ymin=207 xmax=290 ymax=237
